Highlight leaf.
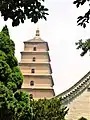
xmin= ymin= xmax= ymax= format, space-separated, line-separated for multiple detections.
xmin=0 ymin=0 xmax=49 ymax=26
xmin=44 ymin=8 xmax=48 ymax=11
xmin=83 ymin=23 xmax=86 ymax=28
xmin=43 ymin=16 xmax=47 ymax=20
xmin=81 ymin=0 xmax=87 ymax=5
xmin=73 ymin=0 xmax=78 ymax=4
xmin=76 ymin=3 xmax=80 ymax=8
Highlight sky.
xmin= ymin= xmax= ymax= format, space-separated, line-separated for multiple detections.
xmin=0 ymin=0 xmax=90 ymax=95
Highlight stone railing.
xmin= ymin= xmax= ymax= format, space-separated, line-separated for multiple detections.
xmin=56 ymin=71 xmax=90 ymax=105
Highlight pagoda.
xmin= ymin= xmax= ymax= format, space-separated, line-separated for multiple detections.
xmin=19 ymin=28 xmax=55 ymax=99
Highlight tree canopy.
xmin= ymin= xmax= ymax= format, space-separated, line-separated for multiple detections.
xmin=0 ymin=25 xmax=23 ymax=91
xmin=73 ymin=1 xmax=90 ymax=56
xmin=75 ymin=39 xmax=90 ymax=56
xmin=0 ymin=25 xmax=31 ymax=120
xmin=0 ymin=0 xmax=48 ymax=27
xmin=0 ymin=81 xmax=31 ymax=120
xmin=73 ymin=0 xmax=90 ymax=28
xmin=30 ymin=97 xmax=68 ymax=120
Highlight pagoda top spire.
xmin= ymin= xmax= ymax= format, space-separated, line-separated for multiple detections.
xmin=35 ymin=27 xmax=40 ymax=39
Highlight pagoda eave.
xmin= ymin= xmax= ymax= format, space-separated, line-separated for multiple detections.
xmin=23 ymin=74 xmax=52 ymax=77
xmin=23 ymin=74 xmax=54 ymax=86
xmin=20 ymin=51 xmax=51 ymax=61
xmin=23 ymin=41 xmax=49 ymax=51
xmin=22 ymin=88 xmax=55 ymax=96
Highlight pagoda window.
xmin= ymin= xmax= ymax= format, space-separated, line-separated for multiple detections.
xmin=33 ymin=47 xmax=36 ymax=51
xmin=30 ymin=94 xmax=33 ymax=99
xmin=31 ymin=69 xmax=35 ymax=73
xmin=32 ymin=57 xmax=36 ymax=62
xmin=30 ymin=81 xmax=34 ymax=86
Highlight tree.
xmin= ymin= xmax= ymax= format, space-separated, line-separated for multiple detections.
xmin=73 ymin=1 xmax=90 ymax=56
xmin=0 ymin=26 xmax=32 ymax=120
xmin=0 ymin=81 xmax=15 ymax=120
xmin=0 ymin=0 xmax=48 ymax=27
xmin=13 ymin=91 xmax=31 ymax=120
xmin=0 ymin=81 xmax=32 ymax=120
xmin=73 ymin=0 xmax=90 ymax=28
xmin=30 ymin=97 xmax=68 ymax=120
xmin=0 ymin=25 xmax=23 ymax=92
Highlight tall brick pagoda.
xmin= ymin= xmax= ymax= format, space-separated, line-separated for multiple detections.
xmin=19 ymin=28 xmax=55 ymax=99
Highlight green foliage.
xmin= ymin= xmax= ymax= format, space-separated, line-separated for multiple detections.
xmin=0 ymin=50 xmax=7 ymax=61
xmin=0 ymin=25 xmax=23 ymax=91
xmin=31 ymin=97 xmax=68 ymax=120
xmin=73 ymin=0 xmax=90 ymax=28
xmin=0 ymin=60 xmax=12 ymax=83
xmin=14 ymin=91 xmax=31 ymax=120
xmin=74 ymin=1 xmax=90 ymax=55
xmin=6 ymin=54 xmax=18 ymax=69
xmin=0 ymin=82 xmax=15 ymax=120
xmin=0 ymin=0 xmax=49 ymax=27
xmin=2 ymin=25 xmax=10 ymax=37
xmin=7 ymin=70 xmax=23 ymax=92
xmin=76 ymin=39 xmax=90 ymax=56
xmin=0 ymin=82 xmax=32 ymax=120
xmin=10 ymin=66 xmax=23 ymax=87
xmin=0 ymin=25 xmax=31 ymax=120
xmin=78 ymin=117 xmax=88 ymax=120
xmin=0 ymin=31 xmax=15 ymax=55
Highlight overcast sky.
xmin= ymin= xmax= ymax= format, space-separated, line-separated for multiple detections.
xmin=0 ymin=0 xmax=90 ymax=95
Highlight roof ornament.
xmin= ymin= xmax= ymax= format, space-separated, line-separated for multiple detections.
xmin=35 ymin=27 xmax=40 ymax=39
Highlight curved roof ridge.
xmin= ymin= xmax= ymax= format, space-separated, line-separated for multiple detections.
xmin=56 ymin=71 xmax=90 ymax=99
xmin=24 ymin=37 xmax=45 ymax=43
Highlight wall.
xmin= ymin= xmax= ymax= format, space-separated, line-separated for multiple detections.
xmin=22 ymin=76 xmax=53 ymax=88
xmin=66 ymin=89 xmax=90 ymax=120
xmin=21 ymin=53 xmax=50 ymax=63
xmin=22 ymin=88 xmax=54 ymax=99
xmin=20 ymin=64 xmax=51 ymax=74
xmin=24 ymin=42 xmax=48 ymax=52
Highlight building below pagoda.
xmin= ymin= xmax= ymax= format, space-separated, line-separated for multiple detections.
xmin=57 ymin=71 xmax=90 ymax=120
xmin=19 ymin=28 xmax=55 ymax=99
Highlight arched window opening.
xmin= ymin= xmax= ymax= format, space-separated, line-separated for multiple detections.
xmin=33 ymin=47 xmax=36 ymax=51
xmin=32 ymin=57 xmax=36 ymax=62
xmin=31 ymin=69 xmax=35 ymax=73
xmin=30 ymin=81 xmax=34 ymax=86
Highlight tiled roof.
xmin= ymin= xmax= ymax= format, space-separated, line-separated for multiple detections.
xmin=25 ymin=37 xmax=45 ymax=43
xmin=56 ymin=71 xmax=90 ymax=105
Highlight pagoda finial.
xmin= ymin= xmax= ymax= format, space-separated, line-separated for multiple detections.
xmin=35 ymin=27 xmax=40 ymax=39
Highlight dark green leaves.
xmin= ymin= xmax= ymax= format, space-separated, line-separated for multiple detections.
xmin=73 ymin=0 xmax=88 ymax=8
xmin=0 ymin=82 xmax=15 ymax=120
xmin=73 ymin=0 xmax=90 ymax=28
xmin=0 ymin=0 xmax=49 ymax=27
xmin=0 ymin=32 xmax=15 ymax=55
xmin=30 ymin=97 xmax=68 ymax=120
xmin=2 ymin=25 xmax=10 ymax=37
xmin=0 ymin=26 xmax=31 ymax=120
xmin=0 ymin=26 xmax=23 ymax=91
xmin=0 ymin=60 xmax=12 ymax=83
xmin=76 ymin=39 xmax=90 ymax=56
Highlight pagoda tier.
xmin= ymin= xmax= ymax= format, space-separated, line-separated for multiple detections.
xmin=19 ymin=28 xmax=55 ymax=99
